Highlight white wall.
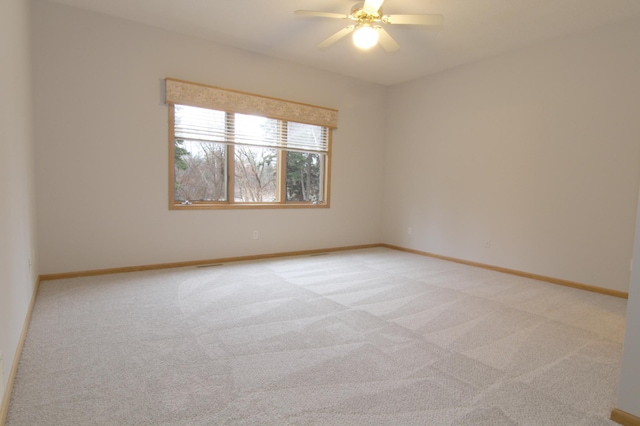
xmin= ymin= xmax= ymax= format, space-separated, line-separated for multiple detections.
xmin=383 ymin=19 xmax=640 ymax=293
xmin=0 ymin=0 xmax=37 ymax=407
xmin=31 ymin=0 xmax=387 ymax=275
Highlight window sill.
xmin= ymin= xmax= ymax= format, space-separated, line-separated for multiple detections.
xmin=169 ymin=202 xmax=330 ymax=210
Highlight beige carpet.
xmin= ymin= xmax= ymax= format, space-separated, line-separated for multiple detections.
xmin=7 ymin=247 xmax=627 ymax=425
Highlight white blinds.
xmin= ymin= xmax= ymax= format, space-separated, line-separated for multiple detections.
xmin=174 ymin=105 xmax=329 ymax=153
xmin=165 ymin=78 xmax=338 ymax=129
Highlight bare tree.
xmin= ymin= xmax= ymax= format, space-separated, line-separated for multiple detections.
xmin=234 ymin=146 xmax=277 ymax=202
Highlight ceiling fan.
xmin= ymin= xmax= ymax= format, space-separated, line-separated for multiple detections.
xmin=294 ymin=0 xmax=444 ymax=51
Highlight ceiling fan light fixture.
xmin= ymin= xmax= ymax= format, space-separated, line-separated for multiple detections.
xmin=296 ymin=0 xmax=444 ymax=52
xmin=352 ymin=25 xmax=378 ymax=49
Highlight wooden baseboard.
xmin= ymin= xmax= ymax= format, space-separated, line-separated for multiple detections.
xmin=381 ymin=244 xmax=628 ymax=299
xmin=38 ymin=244 xmax=384 ymax=282
xmin=39 ymin=243 xmax=628 ymax=300
xmin=0 ymin=278 xmax=40 ymax=426
xmin=612 ymin=408 xmax=640 ymax=426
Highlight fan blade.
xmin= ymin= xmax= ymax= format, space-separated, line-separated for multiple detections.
xmin=376 ymin=27 xmax=400 ymax=52
xmin=318 ymin=25 xmax=355 ymax=48
xmin=294 ymin=10 xmax=349 ymax=20
xmin=384 ymin=14 xmax=444 ymax=26
xmin=363 ymin=0 xmax=385 ymax=14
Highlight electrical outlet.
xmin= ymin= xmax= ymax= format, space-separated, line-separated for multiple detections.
xmin=484 ymin=240 xmax=492 ymax=249
xmin=408 ymin=227 xmax=413 ymax=236
xmin=253 ymin=231 xmax=259 ymax=240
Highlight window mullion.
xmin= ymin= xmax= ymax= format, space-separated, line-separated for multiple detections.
xmin=322 ymin=128 xmax=331 ymax=204
xmin=278 ymin=121 xmax=287 ymax=203
xmin=227 ymin=112 xmax=235 ymax=204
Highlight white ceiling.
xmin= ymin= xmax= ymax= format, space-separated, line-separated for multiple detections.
xmin=44 ymin=0 xmax=640 ymax=85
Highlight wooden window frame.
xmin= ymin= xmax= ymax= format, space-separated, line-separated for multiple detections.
xmin=168 ymin=102 xmax=333 ymax=210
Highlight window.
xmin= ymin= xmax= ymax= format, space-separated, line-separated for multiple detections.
xmin=165 ymin=78 xmax=337 ymax=209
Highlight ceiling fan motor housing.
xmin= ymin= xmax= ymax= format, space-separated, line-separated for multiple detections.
xmin=350 ymin=2 xmax=382 ymax=23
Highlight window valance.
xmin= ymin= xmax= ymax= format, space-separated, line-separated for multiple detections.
xmin=165 ymin=78 xmax=338 ymax=129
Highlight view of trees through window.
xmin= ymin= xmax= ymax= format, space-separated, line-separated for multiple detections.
xmin=172 ymin=104 xmax=328 ymax=206
xmin=174 ymin=140 xmax=226 ymax=202
xmin=286 ymin=152 xmax=322 ymax=202
xmin=234 ymin=146 xmax=277 ymax=202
